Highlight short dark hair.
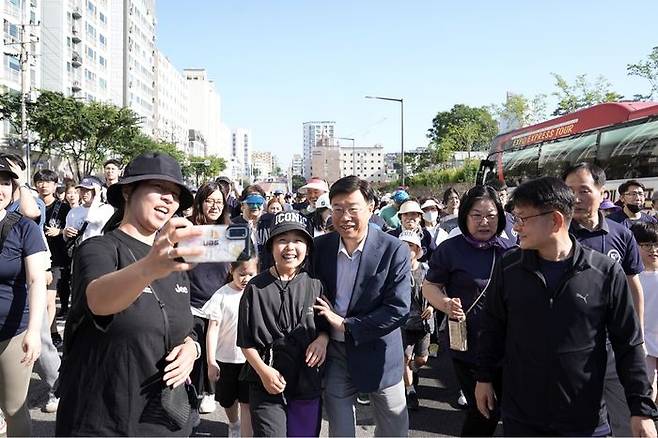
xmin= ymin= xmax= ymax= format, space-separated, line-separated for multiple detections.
xmin=511 ymin=176 xmax=575 ymax=220
xmin=457 ymin=185 xmax=506 ymax=238
xmin=618 ymin=179 xmax=645 ymax=196
xmin=630 ymin=222 xmax=658 ymax=244
xmin=33 ymin=169 xmax=58 ymax=184
xmin=103 ymin=159 xmax=122 ymax=168
xmin=329 ymin=176 xmax=375 ymax=204
xmin=486 ymin=178 xmax=507 ymax=192
xmin=442 ymin=187 xmax=459 ymax=205
xmin=562 ymin=162 xmax=607 ymax=187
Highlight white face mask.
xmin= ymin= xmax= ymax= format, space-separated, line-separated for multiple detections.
xmin=423 ymin=211 xmax=439 ymax=223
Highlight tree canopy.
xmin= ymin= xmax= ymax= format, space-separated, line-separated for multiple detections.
xmin=550 ymin=73 xmax=623 ymax=116
xmin=627 ymin=46 xmax=658 ymax=100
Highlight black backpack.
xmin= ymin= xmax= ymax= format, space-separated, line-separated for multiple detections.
xmin=0 ymin=211 xmax=22 ymax=251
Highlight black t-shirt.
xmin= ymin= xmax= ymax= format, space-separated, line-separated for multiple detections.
xmin=189 ymin=262 xmax=231 ymax=310
xmin=44 ymin=199 xmax=70 ymax=267
xmin=538 ymin=257 xmax=572 ymax=296
xmin=56 ymin=229 xmax=194 ymax=436
xmin=237 ymin=270 xmax=328 ymax=399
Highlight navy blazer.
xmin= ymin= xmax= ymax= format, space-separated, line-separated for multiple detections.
xmin=312 ymin=226 xmax=411 ymax=392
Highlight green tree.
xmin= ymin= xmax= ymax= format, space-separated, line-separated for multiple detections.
xmin=25 ymin=91 xmax=141 ymax=180
xmin=490 ymin=93 xmax=548 ymax=130
xmin=627 ymin=46 xmax=658 ymax=100
xmin=550 ymin=73 xmax=623 ymax=116
xmin=184 ymin=155 xmax=226 ymax=186
xmin=291 ymin=175 xmax=306 ymax=192
xmin=113 ymin=133 xmax=186 ymax=164
xmin=426 ymin=104 xmax=498 ymax=164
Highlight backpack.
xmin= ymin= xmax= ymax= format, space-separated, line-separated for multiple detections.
xmin=0 ymin=211 xmax=22 ymax=252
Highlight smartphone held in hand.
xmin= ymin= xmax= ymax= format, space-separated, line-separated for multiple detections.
xmin=177 ymin=224 xmax=251 ymax=263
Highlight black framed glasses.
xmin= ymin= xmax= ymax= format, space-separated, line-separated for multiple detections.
xmin=511 ymin=210 xmax=555 ymax=226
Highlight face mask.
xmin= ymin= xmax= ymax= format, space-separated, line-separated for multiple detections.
xmin=423 ymin=211 xmax=439 ymax=223
xmin=627 ymin=204 xmax=642 ymax=214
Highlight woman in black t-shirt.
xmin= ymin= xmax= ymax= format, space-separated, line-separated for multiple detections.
xmin=187 ymin=181 xmax=231 ymax=413
xmin=55 ymin=153 xmax=204 ymax=436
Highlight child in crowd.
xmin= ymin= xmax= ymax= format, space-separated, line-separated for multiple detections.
xmin=237 ymin=211 xmax=329 ymax=437
xmin=631 ymin=222 xmax=658 ymax=402
xmin=204 ymin=255 xmax=259 ymax=437
xmin=398 ymin=230 xmax=434 ymax=410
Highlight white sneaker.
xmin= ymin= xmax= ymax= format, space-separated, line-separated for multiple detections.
xmin=457 ymin=391 xmax=468 ymax=407
xmin=0 ymin=412 xmax=6 ymax=435
xmin=44 ymin=393 xmax=60 ymax=413
xmin=228 ymin=421 xmax=241 ymax=438
xmin=198 ymin=394 xmax=217 ymax=414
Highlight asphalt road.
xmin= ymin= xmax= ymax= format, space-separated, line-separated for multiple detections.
xmin=23 ymin=343 xmax=481 ymax=437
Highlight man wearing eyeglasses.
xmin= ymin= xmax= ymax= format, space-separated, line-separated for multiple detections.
xmin=607 ymin=180 xmax=657 ymax=229
xmin=475 ymin=176 xmax=657 ymax=437
xmin=563 ymin=163 xmax=647 ymax=436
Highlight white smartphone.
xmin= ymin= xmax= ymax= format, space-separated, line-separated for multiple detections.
xmin=177 ymin=224 xmax=251 ymax=263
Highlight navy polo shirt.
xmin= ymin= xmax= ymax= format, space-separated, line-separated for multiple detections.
xmin=570 ymin=212 xmax=643 ymax=276
xmin=607 ymin=209 xmax=657 ymax=229
xmin=426 ymin=234 xmax=515 ymax=364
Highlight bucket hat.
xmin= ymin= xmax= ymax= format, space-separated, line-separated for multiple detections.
xmin=398 ymin=200 xmax=423 ymax=215
xmin=266 ymin=211 xmax=313 ymax=251
xmin=392 ymin=190 xmax=409 ymax=204
xmin=106 ymin=152 xmax=193 ymax=210
xmin=421 ymin=199 xmax=442 ymax=210
xmin=398 ymin=229 xmax=424 ymax=257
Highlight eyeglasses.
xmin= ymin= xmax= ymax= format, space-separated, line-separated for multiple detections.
xmin=332 ymin=206 xmax=364 ymax=218
xmin=203 ymin=198 xmax=224 ymax=206
xmin=511 ymin=210 xmax=555 ymax=226
xmin=624 ymin=191 xmax=645 ymax=198
xmin=640 ymin=243 xmax=658 ymax=252
xmin=468 ymin=213 xmax=498 ymax=223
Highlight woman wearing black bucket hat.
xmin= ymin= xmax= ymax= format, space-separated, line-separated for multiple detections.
xmin=55 ymin=152 xmax=205 ymax=436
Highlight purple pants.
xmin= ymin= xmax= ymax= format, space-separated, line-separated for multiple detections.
xmin=286 ymin=398 xmax=321 ymax=437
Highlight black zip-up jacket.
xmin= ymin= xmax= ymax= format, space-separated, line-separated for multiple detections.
xmin=477 ymin=237 xmax=658 ymax=433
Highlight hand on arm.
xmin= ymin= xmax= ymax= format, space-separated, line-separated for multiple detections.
xmin=422 ymin=280 xmax=463 ymax=320
xmin=313 ymin=297 xmax=344 ymax=332
xmin=305 ymin=332 xmax=329 ymax=367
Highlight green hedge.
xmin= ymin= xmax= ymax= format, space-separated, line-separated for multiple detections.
xmin=408 ymin=160 xmax=479 ymax=186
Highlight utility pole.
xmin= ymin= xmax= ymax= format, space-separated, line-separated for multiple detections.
xmin=5 ymin=0 xmax=39 ymax=182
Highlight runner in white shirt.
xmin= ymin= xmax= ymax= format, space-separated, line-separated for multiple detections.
xmin=203 ymin=256 xmax=258 ymax=438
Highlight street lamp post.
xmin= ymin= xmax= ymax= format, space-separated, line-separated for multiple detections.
xmin=365 ymin=95 xmax=404 ymax=186
xmin=336 ymin=137 xmax=356 ymax=176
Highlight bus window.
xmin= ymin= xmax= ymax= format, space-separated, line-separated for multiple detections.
xmin=597 ymin=119 xmax=658 ymax=180
xmin=501 ymin=145 xmax=540 ymax=187
xmin=538 ymin=133 xmax=597 ymax=178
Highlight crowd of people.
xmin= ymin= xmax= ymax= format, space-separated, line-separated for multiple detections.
xmin=1 ymin=150 xmax=658 ymax=437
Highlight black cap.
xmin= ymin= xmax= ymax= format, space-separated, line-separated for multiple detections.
xmin=106 ymin=152 xmax=193 ymax=210
xmin=266 ymin=211 xmax=313 ymax=251
xmin=0 ymin=159 xmax=18 ymax=180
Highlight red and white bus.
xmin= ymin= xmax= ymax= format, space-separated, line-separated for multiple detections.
xmin=476 ymin=101 xmax=658 ymax=202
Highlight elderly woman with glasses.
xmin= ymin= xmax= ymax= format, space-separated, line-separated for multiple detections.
xmin=422 ymin=185 xmax=516 ymax=437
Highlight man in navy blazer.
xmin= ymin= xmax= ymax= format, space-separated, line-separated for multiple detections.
xmin=312 ymin=176 xmax=411 ymax=437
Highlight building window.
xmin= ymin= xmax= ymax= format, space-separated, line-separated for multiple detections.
xmin=99 ymin=34 xmax=106 ymax=46
xmin=99 ymin=12 xmax=107 ymax=24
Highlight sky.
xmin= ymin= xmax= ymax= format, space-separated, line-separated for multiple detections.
xmin=156 ymin=0 xmax=658 ymax=166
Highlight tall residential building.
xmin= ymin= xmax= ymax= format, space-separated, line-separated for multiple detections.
xmin=251 ymin=151 xmax=273 ymax=178
xmin=184 ymin=68 xmax=223 ymax=157
xmin=110 ymin=0 xmax=156 ymax=135
xmin=232 ymin=128 xmax=251 ymax=178
xmin=290 ymin=154 xmax=303 ymax=176
xmin=339 ymin=144 xmax=386 ymax=183
xmin=41 ymin=0 xmax=110 ymax=102
xmin=302 ymin=121 xmax=335 ymax=178
xmin=153 ymin=50 xmax=188 ymax=150
xmin=1 ymin=0 xmax=41 ymax=142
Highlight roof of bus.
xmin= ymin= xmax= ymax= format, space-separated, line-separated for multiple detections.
xmin=492 ymin=101 xmax=658 ymax=151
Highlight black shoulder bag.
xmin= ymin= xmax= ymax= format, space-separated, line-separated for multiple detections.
xmin=126 ymin=248 xmax=197 ymax=429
